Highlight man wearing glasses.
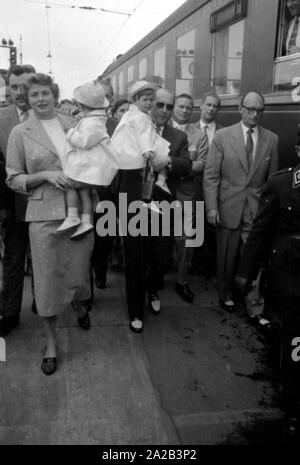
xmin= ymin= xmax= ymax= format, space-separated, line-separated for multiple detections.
xmin=204 ymin=91 xmax=278 ymax=327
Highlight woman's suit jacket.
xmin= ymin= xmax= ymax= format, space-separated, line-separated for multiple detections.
xmin=6 ymin=112 xmax=76 ymax=222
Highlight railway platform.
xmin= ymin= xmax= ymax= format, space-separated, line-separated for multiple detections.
xmin=0 ymin=270 xmax=287 ymax=445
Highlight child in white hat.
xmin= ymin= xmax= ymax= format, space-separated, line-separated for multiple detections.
xmin=111 ymin=80 xmax=170 ymax=167
xmin=57 ymin=81 xmax=119 ymax=239
xmin=111 ymin=80 xmax=170 ymax=211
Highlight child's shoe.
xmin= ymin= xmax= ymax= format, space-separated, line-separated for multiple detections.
xmin=70 ymin=223 xmax=94 ymax=240
xmin=57 ymin=216 xmax=80 ymax=232
xmin=95 ymin=202 xmax=102 ymax=214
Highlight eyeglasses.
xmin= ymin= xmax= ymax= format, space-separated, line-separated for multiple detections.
xmin=155 ymin=102 xmax=174 ymax=111
xmin=241 ymin=104 xmax=265 ymax=115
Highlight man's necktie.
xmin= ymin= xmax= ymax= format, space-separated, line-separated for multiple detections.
xmin=288 ymin=17 xmax=299 ymax=53
xmin=245 ymin=128 xmax=254 ymax=171
xmin=203 ymin=124 xmax=209 ymax=145
xmin=19 ymin=111 xmax=29 ymax=122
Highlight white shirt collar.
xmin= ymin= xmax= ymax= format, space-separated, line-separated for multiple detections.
xmin=16 ymin=107 xmax=33 ymax=121
xmin=200 ymin=119 xmax=215 ymax=130
xmin=172 ymin=119 xmax=187 ymax=131
xmin=241 ymin=121 xmax=258 ymax=138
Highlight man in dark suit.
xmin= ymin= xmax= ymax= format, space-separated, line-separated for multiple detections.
xmin=91 ymin=78 xmax=118 ymax=289
xmin=282 ymin=0 xmax=300 ymax=56
xmin=204 ymin=91 xmax=279 ymax=321
xmin=0 ymin=64 xmax=36 ymax=336
xmin=120 ymin=88 xmax=192 ymax=331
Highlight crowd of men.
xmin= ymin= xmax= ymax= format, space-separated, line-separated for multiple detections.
xmin=0 ymin=62 xmax=282 ymax=337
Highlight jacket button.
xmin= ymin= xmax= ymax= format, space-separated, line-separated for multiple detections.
xmin=288 ymin=207 xmax=292 ymax=210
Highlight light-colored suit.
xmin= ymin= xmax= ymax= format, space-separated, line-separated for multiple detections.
xmin=204 ymin=122 xmax=279 ymax=302
xmin=5 ymin=112 xmax=92 ymax=317
xmin=174 ymin=123 xmax=208 ymax=201
xmin=6 ymin=112 xmax=75 ymax=222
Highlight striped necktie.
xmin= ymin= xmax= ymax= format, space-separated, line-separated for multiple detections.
xmin=19 ymin=111 xmax=29 ymax=122
xmin=288 ymin=17 xmax=299 ymax=53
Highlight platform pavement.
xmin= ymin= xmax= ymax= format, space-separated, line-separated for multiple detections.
xmin=0 ymin=270 xmax=285 ymax=445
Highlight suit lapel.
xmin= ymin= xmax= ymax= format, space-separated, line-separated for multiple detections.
xmin=23 ymin=115 xmax=60 ymax=158
xmin=3 ymin=106 xmax=19 ymax=140
xmin=249 ymin=127 xmax=268 ymax=179
xmin=230 ymin=123 xmax=249 ymax=174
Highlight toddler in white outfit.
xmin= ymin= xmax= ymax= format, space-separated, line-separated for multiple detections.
xmin=57 ymin=81 xmax=118 ymax=239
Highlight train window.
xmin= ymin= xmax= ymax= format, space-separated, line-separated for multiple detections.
xmin=211 ymin=19 xmax=245 ymax=95
xmin=154 ymin=47 xmax=166 ymax=86
xmin=273 ymin=0 xmax=300 ymax=92
xmin=139 ymin=58 xmax=147 ymax=79
xmin=127 ymin=65 xmax=134 ymax=87
xmin=176 ymin=30 xmax=195 ymax=95
xmin=118 ymin=72 xmax=124 ymax=96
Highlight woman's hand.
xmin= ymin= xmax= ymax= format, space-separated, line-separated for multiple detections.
xmin=46 ymin=171 xmax=74 ymax=191
xmin=143 ymin=151 xmax=154 ymax=162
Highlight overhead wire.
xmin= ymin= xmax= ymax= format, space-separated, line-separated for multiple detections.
xmin=83 ymin=0 xmax=145 ymax=80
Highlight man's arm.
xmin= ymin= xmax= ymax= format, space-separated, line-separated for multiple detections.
xmin=168 ymin=131 xmax=192 ymax=177
xmin=268 ymin=133 xmax=279 ymax=178
xmin=203 ymin=131 xmax=224 ymax=224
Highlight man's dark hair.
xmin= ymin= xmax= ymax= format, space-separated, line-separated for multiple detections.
xmin=8 ymin=64 xmax=36 ymax=80
xmin=111 ymin=99 xmax=129 ymax=117
xmin=240 ymin=91 xmax=265 ymax=106
xmin=201 ymin=91 xmax=221 ymax=107
xmin=175 ymin=93 xmax=194 ymax=104
xmin=26 ymin=73 xmax=57 ymax=97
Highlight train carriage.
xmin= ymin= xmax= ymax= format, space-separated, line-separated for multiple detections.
xmin=100 ymin=0 xmax=300 ymax=168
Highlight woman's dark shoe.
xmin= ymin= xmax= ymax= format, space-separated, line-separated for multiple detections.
xmin=77 ymin=311 xmax=91 ymax=330
xmin=219 ymin=299 xmax=235 ymax=312
xmin=41 ymin=346 xmax=57 ymax=375
xmin=129 ymin=318 xmax=143 ymax=333
xmin=41 ymin=357 xmax=57 ymax=375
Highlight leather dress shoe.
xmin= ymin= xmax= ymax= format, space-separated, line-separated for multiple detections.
xmin=285 ymin=417 xmax=299 ymax=440
xmin=175 ymin=282 xmax=194 ymax=303
xmin=95 ymin=276 xmax=106 ymax=289
xmin=219 ymin=299 xmax=235 ymax=312
xmin=129 ymin=318 xmax=143 ymax=333
xmin=77 ymin=311 xmax=91 ymax=330
xmin=249 ymin=315 xmax=272 ymax=334
xmin=149 ymin=293 xmax=161 ymax=314
xmin=41 ymin=356 xmax=57 ymax=375
xmin=0 ymin=315 xmax=20 ymax=336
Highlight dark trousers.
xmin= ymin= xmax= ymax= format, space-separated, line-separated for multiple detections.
xmin=92 ymin=186 xmax=117 ymax=282
xmin=119 ymin=169 xmax=174 ymax=321
xmin=0 ymin=220 xmax=28 ymax=317
xmin=277 ymin=293 xmax=300 ymax=416
xmin=123 ymin=233 xmax=173 ymax=321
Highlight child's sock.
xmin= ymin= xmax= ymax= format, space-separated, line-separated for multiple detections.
xmin=81 ymin=214 xmax=92 ymax=225
xmin=68 ymin=207 xmax=79 ymax=218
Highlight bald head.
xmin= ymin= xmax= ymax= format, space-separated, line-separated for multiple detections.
xmin=151 ymin=88 xmax=175 ymax=127
xmin=239 ymin=91 xmax=265 ymax=128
